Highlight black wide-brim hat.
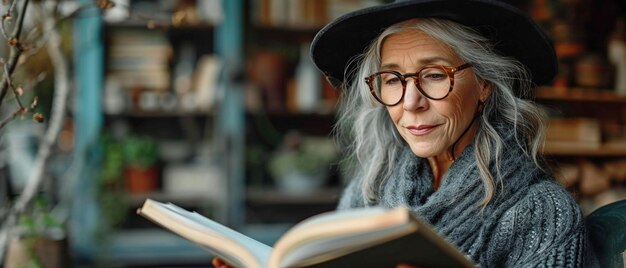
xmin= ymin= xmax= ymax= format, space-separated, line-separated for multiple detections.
xmin=311 ymin=0 xmax=557 ymax=90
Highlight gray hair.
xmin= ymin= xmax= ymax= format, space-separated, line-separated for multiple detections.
xmin=335 ymin=18 xmax=547 ymax=206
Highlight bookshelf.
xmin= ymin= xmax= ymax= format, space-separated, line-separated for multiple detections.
xmin=242 ymin=0 xmax=331 ymax=227
xmin=101 ymin=21 xmax=222 ymax=197
xmin=72 ymin=0 xmax=243 ymax=266
xmin=536 ymin=86 xmax=626 ymax=214
xmin=238 ymin=0 xmax=386 ymax=242
xmin=537 ymin=87 xmax=626 ymax=153
xmin=537 ymin=87 xmax=626 ymax=155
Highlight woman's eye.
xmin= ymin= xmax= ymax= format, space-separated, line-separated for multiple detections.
xmin=385 ymin=77 xmax=400 ymax=84
xmin=422 ymin=73 xmax=446 ymax=81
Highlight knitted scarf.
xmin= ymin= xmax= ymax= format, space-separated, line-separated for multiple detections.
xmin=337 ymin=126 xmax=591 ymax=267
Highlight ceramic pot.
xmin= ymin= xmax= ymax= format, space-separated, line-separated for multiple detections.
xmin=125 ymin=165 xmax=159 ymax=194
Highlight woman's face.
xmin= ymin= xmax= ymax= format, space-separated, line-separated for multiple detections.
xmin=380 ymin=30 xmax=487 ymax=158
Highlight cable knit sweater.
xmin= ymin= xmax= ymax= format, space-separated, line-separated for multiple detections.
xmin=337 ymin=129 xmax=594 ymax=267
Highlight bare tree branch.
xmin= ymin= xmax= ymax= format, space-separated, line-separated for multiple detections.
xmin=0 ymin=69 xmax=42 ymax=127
xmin=0 ymin=0 xmax=29 ymax=111
xmin=14 ymin=0 xmax=67 ymax=217
xmin=3 ymin=63 xmax=24 ymax=109
xmin=0 ymin=0 xmax=19 ymax=40
xmin=0 ymin=1 xmax=99 ymax=122
xmin=1 ymin=19 xmax=11 ymax=40
xmin=20 ymin=3 xmax=93 ymax=64
xmin=0 ymin=106 xmax=24 ymax=128
xmin=0 ymin=0 xmax=69 ymax=261
xmin=10 ymin=0 xmax=26 ymax=39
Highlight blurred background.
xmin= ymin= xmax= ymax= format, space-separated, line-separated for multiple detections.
xmin=0 ymin=0 xmax=625 ymax=267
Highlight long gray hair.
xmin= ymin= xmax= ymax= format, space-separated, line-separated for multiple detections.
xmin=335 ymin=18 xmax=547 ymax=206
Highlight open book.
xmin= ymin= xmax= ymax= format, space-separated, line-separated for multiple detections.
xmin=137 ymin=199 xmax=475 ymax=268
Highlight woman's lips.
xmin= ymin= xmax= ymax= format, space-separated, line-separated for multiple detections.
xmin=406 ymin=124 xmax=440 ymax=136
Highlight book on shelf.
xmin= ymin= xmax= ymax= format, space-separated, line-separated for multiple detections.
xmin=107 ymin=28 xmax=171 ymax=91
xmin=253 ymin=0 xmax=327 ymax=27
xmin=137 ymin=198 xmax=475 ymax=268
xmin=546 ymin=118 xmax=601 ymax=144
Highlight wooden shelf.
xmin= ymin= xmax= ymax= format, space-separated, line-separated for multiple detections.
xmin=543 ymin=141 xmax=626 ymax=156
xmin=536 ymin=87 xmax=626 ymax=103
xmin=105 ymin=110 xmax=214 ymax=118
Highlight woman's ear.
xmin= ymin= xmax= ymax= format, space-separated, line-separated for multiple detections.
xmin=479 ymin=80 xmax=493 ymax=102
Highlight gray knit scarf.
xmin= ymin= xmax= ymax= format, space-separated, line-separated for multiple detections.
xmin=337 ymin=125 xmax=591 ymax=267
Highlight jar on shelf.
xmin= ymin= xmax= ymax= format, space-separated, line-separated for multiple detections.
xmin=295 ymin=43 xmax=321 ymax=113
xmin=608 ymin=18 xmax=626 ymax=95
xmin=575 ymin=53 xmax=614 ymax=89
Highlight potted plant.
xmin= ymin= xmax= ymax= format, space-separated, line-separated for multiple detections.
xmin=4 ymin=196 xmax=68 ymax=268
xmin=122 ymin=135 xmax=160 ymax=194
xmin=268 ymin=132 xmax=338 ymax=194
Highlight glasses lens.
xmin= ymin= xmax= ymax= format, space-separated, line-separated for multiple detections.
xmin=419 ymin=67 xmax=451 ymax=99
xmin=369 ymin=67 xmax=453 ymax=105
xmin=372 ymin=72 xmax=404 ymax=105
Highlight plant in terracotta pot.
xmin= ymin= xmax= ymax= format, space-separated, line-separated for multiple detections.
xmin=268 ymin=132 xmax=338 ymax=194
xmin=5 ymin=196 xmax=68 ymax=268
xmin=122 ymin=135 xmax=160 ymax=194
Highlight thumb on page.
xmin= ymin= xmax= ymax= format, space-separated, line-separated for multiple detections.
xmin=211 ymin=257 xmax=232 ymax=268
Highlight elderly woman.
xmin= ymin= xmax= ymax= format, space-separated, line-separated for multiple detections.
xmin=310 ymin=0 xmax=595 ymax=267
xmin=213 ymin=0 xmax=595 ymax=267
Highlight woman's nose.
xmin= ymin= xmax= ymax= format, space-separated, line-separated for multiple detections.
xmin=403 ymin=79 xmax=427 ymax=111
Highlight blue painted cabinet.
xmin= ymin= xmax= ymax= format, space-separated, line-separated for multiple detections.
xmin=71 ymin=0 xmax=245 ymax=266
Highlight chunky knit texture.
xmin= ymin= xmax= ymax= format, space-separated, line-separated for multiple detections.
xmin=337 ymin=127 xmax=595 ymax=267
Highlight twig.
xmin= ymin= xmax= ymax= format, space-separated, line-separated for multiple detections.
xmin=0 ymin=106 xmax=25 ymax=128
xmin=1 ymin=0 xmax=98 ymax=112
xmin=0 ymin=0 xmax=29 ymax=113
xmin=20 ymin=3 xmax=94 ymax=63
xmin=0 ymin=18 xmax=10 ymax=40
xmin=10 ymin=0 xmax=26 ymax=39
xmin=0 ymin=71 xmax=45 ymax=128
xmin=3 ymin=63 xmax=24 ymax=109
xmin=0 ymin=0 xmax=19 ymax=40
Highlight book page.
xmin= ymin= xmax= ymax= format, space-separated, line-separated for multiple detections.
xmin=165 ymin=203 xmax=273 ymax=262
xmin=269 ymin=206 xmax=410 ymax=267
xmin=139 ymin=199 xmax=272 ymax=268
xmin=279 ymin=223 xmax=415 ymax=267
xmin=286 ymin=206 xmax=393 ymax=232
xmin=270 ymin=206 xmax=474 ymax=268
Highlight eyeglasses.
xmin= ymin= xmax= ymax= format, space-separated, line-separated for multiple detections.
xmin=365 ymin=63 xmax=473 ymax=106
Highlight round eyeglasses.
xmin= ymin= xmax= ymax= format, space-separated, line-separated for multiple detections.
xmin=365 ymin=63 xmax=473 ymax=106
